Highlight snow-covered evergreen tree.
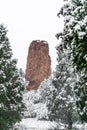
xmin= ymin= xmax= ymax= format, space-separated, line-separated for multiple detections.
xmin=47 ymin=45 xmax=76 ymax=129
xmin=23 ymin=77 xmax=55 ymax=120
xmin=0 ymin=24 xmax=25 ymax=130
xmin=57 ymin=0 xmax=87 ymax=122
xmin=37 ymin=77 xmax=55 ymax=104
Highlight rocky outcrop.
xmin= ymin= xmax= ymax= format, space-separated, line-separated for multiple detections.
xmin=25 ymin=40 xmax=51 ymax=90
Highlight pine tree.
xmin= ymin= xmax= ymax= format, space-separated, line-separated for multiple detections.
xmin=0 ymin=24 xmax=25 ymax=130
xmin=57 ymin=0 xmax=87 ymax=122
xmin=47 ymin=45 xmax=76 ymax=129
xmin=37 ymin=77 xmax=54 ymax=104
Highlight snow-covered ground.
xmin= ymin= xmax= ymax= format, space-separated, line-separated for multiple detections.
xmin=13 ymin=118 xmax=57 ymax=130
xmin=13 ymin=118 xmax=87 ymax=130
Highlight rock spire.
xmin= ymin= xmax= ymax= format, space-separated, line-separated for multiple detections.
xmin=25 ymin=40 xmax=51 ymax=90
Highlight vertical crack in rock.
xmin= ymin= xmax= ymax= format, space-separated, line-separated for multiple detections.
xmin=25 ymin=40 xmax=51 ymax=90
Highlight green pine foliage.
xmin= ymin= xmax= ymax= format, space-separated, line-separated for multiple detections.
xmin=0 ymin=24 xmax=25 ymax=130
xmin=57 ymin=0 xmax=87 ymax=122
xmin=47 ymin=45 xmax=76 ymax=129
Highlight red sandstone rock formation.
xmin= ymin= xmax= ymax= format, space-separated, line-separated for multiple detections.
xmin=25 ymin=40 xmax=51 ymax=90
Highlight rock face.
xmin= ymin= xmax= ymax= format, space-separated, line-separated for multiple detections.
xmin=25 ymin=40 xmax=51 ymax=90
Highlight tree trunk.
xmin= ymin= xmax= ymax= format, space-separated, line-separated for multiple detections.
xmin=68 ymin=122 xmax=72 ymax=130
xmin=68 ymin=111 xmax=72 ymax=130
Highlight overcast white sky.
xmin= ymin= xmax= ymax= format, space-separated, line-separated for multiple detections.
xmin=0 ymin=0 xmax=63 ymax=72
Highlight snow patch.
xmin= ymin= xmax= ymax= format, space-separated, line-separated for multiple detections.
xmin=14 ymin=118 xmax=57 ymax=130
